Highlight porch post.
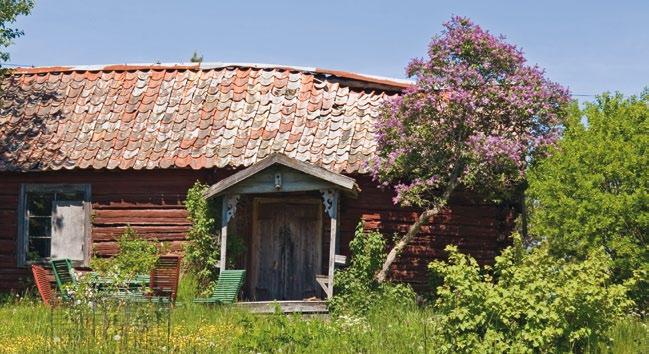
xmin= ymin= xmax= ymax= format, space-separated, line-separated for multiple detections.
xmin=219 ymin=194 xmax=239 ymax=271
xmin=322 ymin=189 xmax=339 ymax=299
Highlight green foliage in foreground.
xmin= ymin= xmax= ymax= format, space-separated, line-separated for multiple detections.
xmin=0 ymin=296 xmax=646 ymax=353
xmin=90 ymin=226 xmax=160 ymax=284
xmin=527 ymin=93 xmax=649 ymax=310
xmin=329 ymin=223 xmax=416 ymax=315
xmin=428 ymin=236 xmax=634 ymax=353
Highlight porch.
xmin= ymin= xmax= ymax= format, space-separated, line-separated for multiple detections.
xmin=204 ymin=153 xmax=358 ymax=305
xmin=236 ymin=300 xmax=328 ymax=314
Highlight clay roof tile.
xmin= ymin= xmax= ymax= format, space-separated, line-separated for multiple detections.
xmin=0 ymin=63 xmax=406 ymax=173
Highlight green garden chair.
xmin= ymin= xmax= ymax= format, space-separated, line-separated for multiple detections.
xmin=49 ymin=258 xmax=77 ymax=294
xmin=194 ymin=269 xmax=246 ymax=304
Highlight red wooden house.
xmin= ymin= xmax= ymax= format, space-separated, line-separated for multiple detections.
xmin=0 ymin=63 xmax=514 ymax=301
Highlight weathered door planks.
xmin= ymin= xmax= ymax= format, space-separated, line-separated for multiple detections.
xmin=250 ymin=198 xmax=322 ymax=301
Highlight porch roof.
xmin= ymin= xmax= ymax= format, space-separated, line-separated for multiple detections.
xmin=204 ymin=153 xmax=359 ymax=198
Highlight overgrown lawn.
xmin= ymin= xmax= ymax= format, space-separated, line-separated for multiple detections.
xmin=0 ymin=296 xmax=646 ymax=353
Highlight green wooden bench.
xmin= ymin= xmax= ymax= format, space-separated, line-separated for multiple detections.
xmin=113 ymin=292 xmax=173 ymax=305
xmin=194 ymin=269 xmax=246 ymax=304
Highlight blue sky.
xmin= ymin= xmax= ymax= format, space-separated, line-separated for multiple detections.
xmin=8 ymin=1 xmax=649 ymax=98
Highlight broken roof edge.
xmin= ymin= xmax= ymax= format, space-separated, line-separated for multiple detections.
xmin=11 ymin=62 xmax=413 ymax=90
xmin=204 ymin=153 xmax=360 ymax=199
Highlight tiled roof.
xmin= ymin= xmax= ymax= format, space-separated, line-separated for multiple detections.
xmin=0 ymin=63 xmax=408 ymax=173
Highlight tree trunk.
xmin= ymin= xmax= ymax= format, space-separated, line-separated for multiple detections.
xmin=374 ymin=165 xmax=462 ymax=283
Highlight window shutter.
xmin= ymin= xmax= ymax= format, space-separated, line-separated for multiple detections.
xmin=51 ymin=200 xmax=86 ymax=261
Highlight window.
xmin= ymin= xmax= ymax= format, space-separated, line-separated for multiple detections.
xmin=19 ymin=184 xmax=90 ymax=266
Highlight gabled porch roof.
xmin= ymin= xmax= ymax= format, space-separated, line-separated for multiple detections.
xmin=204 ymin=153 xmax=360 ymax=199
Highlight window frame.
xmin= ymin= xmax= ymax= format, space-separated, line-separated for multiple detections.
xmin=17 ymin=184 xmax=91 ymax=267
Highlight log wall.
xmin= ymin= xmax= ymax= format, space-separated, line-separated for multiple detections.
xmin=0 ymin=169 xmax=515 ymax=293
xmin=0 ymin=169 xmax=218 ymax=291
xmin=340 ymin=175 xmax=515 ymax=292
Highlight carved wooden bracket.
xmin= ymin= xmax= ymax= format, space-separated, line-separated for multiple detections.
xmin=222 ymin=194 xmax=239 ymax=225
xmin=320 ymin=189 xmax=339 ymax=218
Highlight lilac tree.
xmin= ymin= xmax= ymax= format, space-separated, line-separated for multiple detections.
xmin=372 ymin=17 xmax=571 ymax=282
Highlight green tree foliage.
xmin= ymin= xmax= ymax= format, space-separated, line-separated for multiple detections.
xmin=189 ymin=50 xmax=203 ymax=63
xmin=0 ymin=0 xmax=33 ymax=64
xmin=527 ymin=93 xmax=649 ymax=311
xmin=428 ymin=236 xmax=633 ymax=353
xmin=330 ymin=223 xmax=415 ymax=316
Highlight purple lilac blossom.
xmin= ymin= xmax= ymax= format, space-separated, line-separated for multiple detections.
xmin=371 ymin=16 xmax=571 ymax=207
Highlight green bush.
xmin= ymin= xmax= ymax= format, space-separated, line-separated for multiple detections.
xmin=91 ymin=226 xmax=159 ymax=282
xmin=184 ymin=181 xmax=245 ymax=293
xmin=183 ymin=181 xmax=221 ymax=290
xmin=330 ymin=223 xmax=415 ymax=316
xmin=428 ymin=235 xmax=633 ymax=353
xmin=527 ymin=93 xmax=648 ymax=311
xmin=61 ymin=227 xmax=162 ymax=325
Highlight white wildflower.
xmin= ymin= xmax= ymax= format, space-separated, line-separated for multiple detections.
xmin=113 ymin=334 xmax=121 ymax=341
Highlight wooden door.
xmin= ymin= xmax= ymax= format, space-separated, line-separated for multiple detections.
xmin=251 ymin=199 xmax=322 ymax=301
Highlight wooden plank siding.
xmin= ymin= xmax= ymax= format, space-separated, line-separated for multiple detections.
xmin=0 ymin=169 xmax=221 ymax=291
xmin=0 ymin=169 xmax=515 ymax=294
xmin=341 ymin=175 xmax=516 ymax=292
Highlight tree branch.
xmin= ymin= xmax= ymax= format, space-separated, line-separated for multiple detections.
xmin=375 ymin=162 xmax=464 ymax=283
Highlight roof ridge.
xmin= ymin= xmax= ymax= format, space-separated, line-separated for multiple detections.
xmin=10 ymin=62 xmax=413 ymax=89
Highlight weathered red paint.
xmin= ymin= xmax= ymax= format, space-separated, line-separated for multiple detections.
xmin=0 ymin=169 xmax=514 ymax=294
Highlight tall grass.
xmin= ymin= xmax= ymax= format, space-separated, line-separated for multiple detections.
xmin=597 ymin=319 xmax=649 ymax=354
xmin=0 ymin=294 xmax=646 ymax=353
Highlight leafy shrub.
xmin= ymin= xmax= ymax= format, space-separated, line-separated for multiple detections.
xmin=235 ymin=311 xmax=333 ymax=352
xmin=91 ymin=226 xmax=159 ymax=282
xmin=184 ymin=181 xmax=221 ymax=289
xmin=527 ymin=93 xmax=649 ymax=311
xmin=62 ymin=227 xmax=162 ymax=326
xmin=428 ymin=235 xmax=633 ymax=353
xmin=184 ymin=181 xmax=246 ymax=292
xmin=330 ymin=223 xmax=415 ymax=316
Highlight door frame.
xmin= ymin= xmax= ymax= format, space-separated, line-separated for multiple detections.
xmin=249 ymin=197 xmax=323 ymax=300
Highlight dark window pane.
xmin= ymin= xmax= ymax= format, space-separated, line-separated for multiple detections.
xmin=28 ymin=217 xmax=51 ymax=237
xmin=27 ymin=192 xmax=54 ymax=216
xmin=57 ymin=191 xmax=85 ymax=201
xmin=28 ymin=238 xmax=51 ymax=259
